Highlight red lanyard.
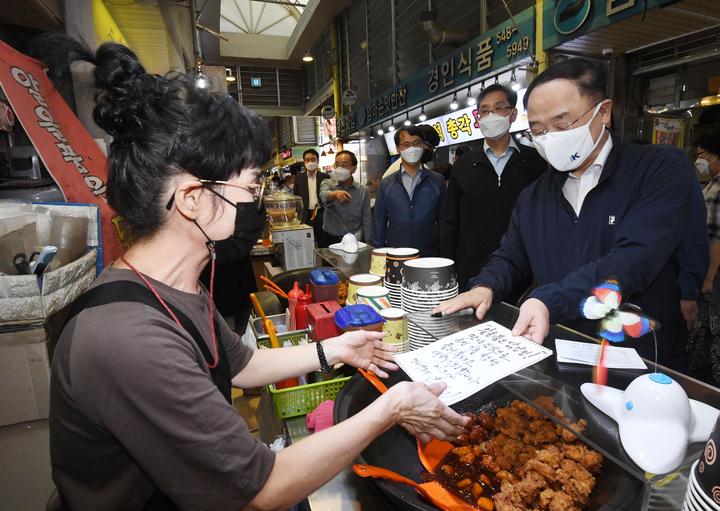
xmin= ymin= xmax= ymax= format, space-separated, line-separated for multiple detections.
xmin=120 ymin=254 xmax=219 ymax=369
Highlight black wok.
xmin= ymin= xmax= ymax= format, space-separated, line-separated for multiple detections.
xmin=334 ymin=370 xmax=644 ymax=511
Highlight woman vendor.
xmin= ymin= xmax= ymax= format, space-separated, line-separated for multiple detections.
xmin=48 ymin=41 xmax=469 ymax=510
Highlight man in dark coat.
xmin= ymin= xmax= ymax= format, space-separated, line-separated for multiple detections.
xmin=435 ymin=59 xmax=706 ymax=372
xmin=293 ymin=149 xmax=330 ymax=247
xmin=373 ymin=125 xmax=446 ymax=256
xmin=440 ymin=84 xmax=547 ymax=296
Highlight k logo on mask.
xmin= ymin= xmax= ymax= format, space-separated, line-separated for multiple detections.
xmin=570 ymin=153 xmax=581 ymax=161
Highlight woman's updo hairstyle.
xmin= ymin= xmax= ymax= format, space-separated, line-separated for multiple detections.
xmin=35 ymin=34 xmax=272 ymax=239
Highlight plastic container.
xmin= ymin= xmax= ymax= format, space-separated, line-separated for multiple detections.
xmin=335 ymin=304 xmax=386 ymax=333
xmin=268 ymin=376 xmax=351 ymax=419
xmin=251 ymin=313 xmax=306 ymax=349
xmin=296 ymin=285 xmax=312 ymax=330
xmin=288 ymin=282 xmax=301 ymax=330
xmin=310 ymin=269 xmax=340 ymax=304
xmin=265 ymin=190 xmax=303 ymax=228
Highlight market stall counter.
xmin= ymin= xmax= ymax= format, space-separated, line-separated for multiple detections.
xmin=275 ymin=300 xmax=720 ymax=511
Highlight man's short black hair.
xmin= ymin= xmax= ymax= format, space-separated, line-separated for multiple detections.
xmin=477 ymin=84 xmax=517 ymax=109
xmin=418 ymin=124 xmax=441 ymax=147
xmin=303 ymin=149 xmax=319 ymax=160
xmin=693 ymin=129 xmax=720 ymax=157
xmin=394 ymin=125 xmax=425 ymax=146
xmin=524 ymin=58 xmax=607 ymax=109
xmin=336 ymin=150 xmax=358 ymax=166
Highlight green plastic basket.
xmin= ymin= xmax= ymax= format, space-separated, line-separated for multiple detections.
xmin=256 ymin=332 xmax=306 ymax=350
xmin=268 ymin=376 xmax=351 ymax=419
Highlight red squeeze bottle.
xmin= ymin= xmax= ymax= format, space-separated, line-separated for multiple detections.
xmin=288 ymin=282 xmax=301 ymax=331
xmin=296 ymin=285 xmax=312 ymax=330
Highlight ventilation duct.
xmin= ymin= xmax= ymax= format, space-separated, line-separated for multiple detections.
xmin=420 ymin=10 xmax=468 ymax=47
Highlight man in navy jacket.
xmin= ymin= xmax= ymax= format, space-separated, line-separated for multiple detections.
xmin=373 ymin=125 xmax=446 ymax=256
xmin=435 ymin=59 xmax=703 ymax=372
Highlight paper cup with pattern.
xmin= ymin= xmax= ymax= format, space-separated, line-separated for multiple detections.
xmin=356 ymin=286 xmax=391 ymax=312
xmin=385 ymin=248 xmax=420 ymax=286
xmin=370 ymin=247 xmax=394 ymax=277
xmin=694 ymin=414 xmax=720 ymax=509
xmin=379 ymin=308 xmax=408 ymax=353
xmin=347 ymin=273 xmax=382 ymax=306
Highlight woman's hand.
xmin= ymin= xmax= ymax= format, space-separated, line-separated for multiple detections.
xmin=383 ymin=381 xmax=470 ymax=443
xmin=324 ymin=331 xmax=398 ymax=378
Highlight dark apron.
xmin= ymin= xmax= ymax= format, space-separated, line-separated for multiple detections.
xmin=58 ymin=280 xmax=233 ymax=511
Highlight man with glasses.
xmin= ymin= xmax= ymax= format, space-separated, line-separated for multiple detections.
xmin=319 ymin=150 xmax=372 ymax=246
xmin=440 ymin=84 xmax=547 ymax=294
xmin=294 ymin=149 xmax=330 ymax=247
xmin=435 ymin=58 xmax=707 ymax=373
xmin=373 ymin=125 xmax=447 ymax=256
xmin=383 ymin=124 xmax=441 ymax=178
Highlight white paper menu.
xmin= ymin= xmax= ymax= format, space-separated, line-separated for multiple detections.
xmin=394 ymin=321 xmax=552 ymax=405
xmin=555 ymin=339 xmax=647 ymax=369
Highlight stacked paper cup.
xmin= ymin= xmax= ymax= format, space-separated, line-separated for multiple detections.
xmin=683 ymin=415 xmax=720 ymax=511
xmin=379 ymin=308 xmax=409 ymax=353
xmin=400 ymin=257 xmax=459 ymax=350
xmin=347 ymin=273 xmax=382 ymax=306
xmin=370 ymin=247 xmax=394 ymax=277
xmin=384 ymin=248 xmax=420 ymax=308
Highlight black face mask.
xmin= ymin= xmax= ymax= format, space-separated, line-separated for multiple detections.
xmin=227 ymin=202 xmax=266 ymax=258
xmin=192 ymin=183 xmax=266 ymax=259
xmin=421 ymin=148 xmax=435 ymax=164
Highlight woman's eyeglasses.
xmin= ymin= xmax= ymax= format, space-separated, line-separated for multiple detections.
xmin=165 ymin=179 xmax=267 ymax=212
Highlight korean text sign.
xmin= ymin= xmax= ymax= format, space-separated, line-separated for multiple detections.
xmin=337 ymin=6 xmax=535 ymax=138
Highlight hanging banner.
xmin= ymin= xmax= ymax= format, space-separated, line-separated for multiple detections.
xmin=652 ymin=118 xmax=684 ymax=148
xmin=337 ymin=6 xmax=535 ymax=138
xmin=0 ymin=40 xmax=124 ymax=267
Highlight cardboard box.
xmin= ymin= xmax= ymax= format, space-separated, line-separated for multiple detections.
xmin=0 ymin=325 xmax=51 ymax=426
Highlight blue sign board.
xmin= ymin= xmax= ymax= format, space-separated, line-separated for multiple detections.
xmin=336 ymin=6 xmax=535 ymax=138
xmin=543 ymin=0 xmax=678 ymax=50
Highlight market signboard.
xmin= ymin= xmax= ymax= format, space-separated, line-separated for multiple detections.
xmin=542 ymin=0 xmax=678 ymax=50
xmin=384 ymin=89 xmax=529 ymax=154
xmin=336 ymin=6 xmax=535 ymax=138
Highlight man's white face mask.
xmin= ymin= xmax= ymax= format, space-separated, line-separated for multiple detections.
xmin=532 ymin=103 xmax=604 ymax=172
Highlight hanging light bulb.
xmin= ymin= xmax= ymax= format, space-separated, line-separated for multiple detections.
xmin=404 ymin=113 xmax=411 ymax=126
xmin=450 ymin=93 xmax=458 ymax=110
xmin=388 ymin=118 xmax=396 ymax=132
xmin=377 ymin=124 xmax=384 ymax=135
xmin=480 ymin=80 xmax=486 ymax=92
xmin=466 ymin=86 xmax=475 ymax=106
xmin=419 ymin=105 xmax=427 ymax=122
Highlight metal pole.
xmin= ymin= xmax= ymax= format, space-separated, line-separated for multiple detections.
xmin=276 ymin=67 xmax=281 ymax=106
xmin=534 ymin=0 xmax=548 ymax=75
xmin=366 ymin=0 xmax=371 ymax=97
xmin=428 ymin=0 xmax=433 ymax=65
xmin=391 ymin=0 xmax=397 ymax=85
xmin=481 ymin=0 xmax=489 ymax=33
xmin=331 ymin=17 xmax=343 ymax=150
xmin=345 ymin=10 xmax=351 ymax=94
